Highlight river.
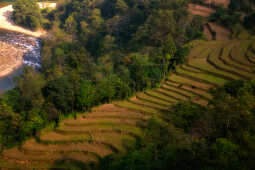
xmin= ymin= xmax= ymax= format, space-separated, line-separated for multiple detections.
xmin=0 ymin=30 xmax=41 ymax=94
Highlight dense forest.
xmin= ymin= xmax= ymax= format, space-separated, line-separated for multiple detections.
xmin=0 ymin=0 xmax=255 ymax=169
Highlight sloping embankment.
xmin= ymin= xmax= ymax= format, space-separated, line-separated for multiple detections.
xmin=0 ymin=41 xmax=24 ymax=77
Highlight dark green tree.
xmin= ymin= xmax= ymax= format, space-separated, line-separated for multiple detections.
xmin=12 ymin=0 xmax=42 ymax=30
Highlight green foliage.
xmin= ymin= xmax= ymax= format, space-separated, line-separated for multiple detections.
xmin=75 ymin=80 xmax=96 ymax=111
xmin=0 ymin=100 xmax=21 ymax=150
xmin=12 ymin=0 xmax=42 ymax=30
xmin=15 ymin=67 xmax=45 ymax=112
xmin=165 ymin=102 xmax=203 ymax=132
xmin=99 ymin=80 xmax=255 ymax=170
xmin=210 ymin=138 xmax=240 ymax=169
xmin=43 ymin=76 xmax=74 ymax=114
xmin=186 ymin=15 xmax=204 ymax=41
xmin=209 ymin=0 xmax=255 ymax=32
xmin=244 ymin=12 xmax=255 ymax=31
xmin=210 ymin=7 xmax=241 ymax=29
xmin=229 ymin=0 xmax=254 ymax=13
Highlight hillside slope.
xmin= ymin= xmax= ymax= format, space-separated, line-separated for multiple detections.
xmin=0 ymin=39 xmax=255 ymax=169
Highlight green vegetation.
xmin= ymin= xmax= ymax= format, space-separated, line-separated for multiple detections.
xmin=208 ymin=0 xmax=255 ymax=37
xmin=11 ymin=0 xmax=55 ymax=30
xmin=100 ymin=80 xmax=255 ymax=170
xmin=12 ymin=0 xmax=42 ymax=30
xmin=0 ymin=0 xmax=204 ymax=151
xmin=1 ymin=0 xmax=255 ymax=169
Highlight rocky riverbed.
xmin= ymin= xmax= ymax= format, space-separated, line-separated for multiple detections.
xmin=0 ymin=30 xmax=41 ymax=93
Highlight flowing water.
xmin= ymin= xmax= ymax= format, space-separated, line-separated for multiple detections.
xmin=0 ymin=30 xmax=41 ymax=94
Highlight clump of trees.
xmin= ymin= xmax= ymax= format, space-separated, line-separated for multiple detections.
xmin=12 ymin=0 xmax=42 ymax=30
xmin=12 ymin=0 xmax=54 ymax=30
xmin=209 ymin=0 xmax=255 ymax=33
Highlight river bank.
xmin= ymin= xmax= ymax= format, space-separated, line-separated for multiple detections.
xmin=0 ymin=2 xmax=55 ymax=93
xmin=0 ymin=30 xmax=41 ymax=92
xmin=0 ymin=5 xmax=46 ymax=37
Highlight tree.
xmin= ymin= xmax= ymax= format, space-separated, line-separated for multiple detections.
xmin=15 ymin=67 xmax=45 ymax=112
xmin=12 ymin=0 xmax=41 ymax=30
xmin=43 ymin=77 xmax=74 ymax=114
xmin=160 ymin=35 xmax=177 ymax=78
xmin=244 ymin=12 xmax=255 ymax=31
xmin=135 ymin=10 xmax=176 ymax=47
xmin=210 ymin=138 xmax=240 ymax=169
xmin=64 ymin=14 xmax=77 ymax=35
xmin=0 ymin=100 xmax=21 ymax=151
xmin=75 ymin=80 xmax=96 ymax=111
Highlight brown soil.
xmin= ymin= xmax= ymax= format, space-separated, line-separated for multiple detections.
xmin=203 ymin=25 xmax=213 ymax=40
xmin=0 ymin=41 xmax=24 ymax=77
xmin=202 ymin=0 xmax=230 ymax=8
xmin=208 ymin=22 xmax=230 ymax=40
xmin=188 ymin=4 xmax=215 ymax=17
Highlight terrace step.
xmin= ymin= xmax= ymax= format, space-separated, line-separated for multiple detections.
xmin=128 ymin=97 xmax=169 ymax=111
xmin=176 ymin=65 xmax=227 ymax=85
xmin=144 ymin=90 xmax=179 ymax=104
xmin=219 ymin=42 xmax=255 ymax=73
xmin=167 ymin=74 xmax=214 ymax=90
xmin=188 ymin=3 xmax=215 ymax=17
xmin=161 ymin=84 xmax=208 ymax=105
xmin=39 ymin=132 xmax=136 ymax=153
xmin=246 ymin=50 xmax=255 ymax=64
xmin=165 ymin=81 xmax=211 ymax=100
xmin=188 ymin=48 xmax=245 ymax=81
xmin=56 ymin=124 xmax=143 ymax=137
xmin=63 ymin=118 xmax=139 ymax=127
xmin=230 ymin=41 xmax=255 ymax=67
xmin=136 ymin=92 xmax=173 ymax=107
xmin=206 ymin=48 xmax=253 ymax=80
xmin=115 ymin=101 xmax=157 ymax=115
xmin=2 ymin=148 xmax=98 ymax=162
xmin=21 ymin=139 xmax=114 ymax=158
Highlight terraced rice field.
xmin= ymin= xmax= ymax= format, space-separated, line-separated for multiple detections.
xmin=1 ymin=39 xmax=255 ymax=169
xmin=202 ymin=0 xmax=230 ymax=8
xmin=207 ymin=22 xmax=230 ymax=40
xmin=188 ymin=3 xmax=215 ymax=17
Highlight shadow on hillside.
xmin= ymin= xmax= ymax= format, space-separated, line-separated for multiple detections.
xmin=3 ymin=10 xmax=15 ymax=25
xmin=50 ymin=159 xmax=92 ymax=170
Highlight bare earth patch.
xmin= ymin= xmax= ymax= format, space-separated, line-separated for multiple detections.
xmin=188 ymin=4 xmax=215 ymax=17
xmin=203 ymin=25 xmax=213 ymax=40
xmin=0 ymin=41 xmax=24 ymax=77
xmin=202 ymin=0 xmax=230 ymax=8
xmin=208 ymin=22 xmax=230 ymax=40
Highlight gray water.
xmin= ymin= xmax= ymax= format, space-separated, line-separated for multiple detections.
xmin=0 ymin=30 xmax=41 ymax=93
